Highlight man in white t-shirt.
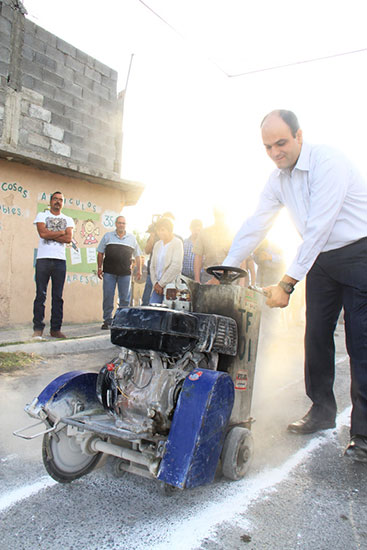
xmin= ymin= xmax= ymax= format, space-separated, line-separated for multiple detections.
xmin=32 ymin=191 xmax=74 ymax=339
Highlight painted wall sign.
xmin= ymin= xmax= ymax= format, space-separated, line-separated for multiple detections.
xmin=1 ymin=182 xmax=29 ymax=198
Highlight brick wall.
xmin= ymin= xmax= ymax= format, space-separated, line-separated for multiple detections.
xmin=0 ymin=0 xmax=124 ymax=180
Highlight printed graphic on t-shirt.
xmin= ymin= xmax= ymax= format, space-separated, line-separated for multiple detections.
xmin=43 ymin=215 xmax=67 ymax=245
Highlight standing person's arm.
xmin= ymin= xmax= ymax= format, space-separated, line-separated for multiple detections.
xmin=135 ymin=256 xmax=142 ymax=280
xmin=53 ymin=226 xmax=73 ymax=244
xmin=36 ymin=222 xmax=66 ymax=240
xmin=145 ymin=232 xmax=157 ymax=255
xmin=194 ymin=255 xmax=203 ymax=283
xmin=97 ymin=252 xmax=104 ymax=280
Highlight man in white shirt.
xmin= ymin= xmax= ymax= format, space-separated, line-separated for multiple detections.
xmin=222 ymin=110 xmax=367 ymax=462
xmin=33 ymin=191 xmax=74 ymax=339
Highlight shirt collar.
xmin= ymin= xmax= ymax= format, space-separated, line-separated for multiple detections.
xmin=275 ymin=142 xmax=312 ymax=177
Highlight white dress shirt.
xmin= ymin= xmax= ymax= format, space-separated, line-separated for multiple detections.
xmin=224 ymin=142 xmax=367 ymax=281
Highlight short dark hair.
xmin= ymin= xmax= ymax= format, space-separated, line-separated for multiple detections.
xmin=50 ymin=191 xmax=63 ymax=200
xmin=156 ymin=217 xmax=173 ymax=233
xmin=261 ymin=110 xmax=300 ymax=137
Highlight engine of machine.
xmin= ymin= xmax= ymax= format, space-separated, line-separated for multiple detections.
xmin=96 ymin=306 xmax=238 ymax=437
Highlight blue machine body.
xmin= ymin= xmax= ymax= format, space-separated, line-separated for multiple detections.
xmin=35 ymin=371 xmax=99 ymax=410
xmin=158 ymin=368 xmax=234 ymax=489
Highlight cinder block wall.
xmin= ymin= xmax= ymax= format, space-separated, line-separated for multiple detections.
xmin=0 ymin=1 xmax=122 ymax=178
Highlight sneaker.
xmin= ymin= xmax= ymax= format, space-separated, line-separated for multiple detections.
xmin=32 ymin=329 xmax=44 ymax=339
xmin=101 ymin=322 xmax=111 ymax=330
xmin=50 ymin=330 xmax=66 ymax=339
xmin=344 ymin=435 xmax=367 ymax=463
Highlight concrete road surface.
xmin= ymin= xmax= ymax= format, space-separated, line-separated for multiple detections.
xmin=1 ymin=318 xmax=366 ymax=550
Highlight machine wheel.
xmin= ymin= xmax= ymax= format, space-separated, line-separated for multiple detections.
xmin=42 ymin=425 xmax=102 ymax=483
xmin=221 ymin=427 xmax=254 ymax=481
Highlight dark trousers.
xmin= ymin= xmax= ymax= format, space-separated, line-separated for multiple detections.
xmin=33 ymin=258 xmax=66 ymax=331
xmin=305 ymin=237 xmax=367 ymax=436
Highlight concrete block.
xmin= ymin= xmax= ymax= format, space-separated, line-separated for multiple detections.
xmin=0 ymin=30 xmax=11 ymax=49
xmin=71 ymin=121 xmax=89 ymax=138
xmin=0 ymin=105 xmax=4 ymax=120
xmin=75 ymin=49 xmax=88 ymax=65
xmin=18 ymin=127 xmax=27 ymax=145
xmin=65 ymin=55 xmax=84 ymax=73
xmin=21 ymin=87 xmax=44 ymax=106
xmin=99 ymin=97 xmax=117 ymax=113
xmin=88 ymin=152 xmax=106 ymax=167
xmin=28 ymin=132 xmax=50 ymax=149
xmin=0 ymin=3 xmax=15 ymax=22
xmin=21 ymin=115 xmax=43 ymax=133
xmin=43 ymin=122 xmax=64 ymax=140
xmin=64 ymin=105 xmax=83 ymax=123
xmin=82 ymin=113 xmax=100 ymax=131
xmin=45 ymin=43 xmax=66 ymax=65
xmin=63 ymin=131 xmax=83 ymax=147
xmin=92 ymin=81 xmax=110 ymax=100
xmin=85 ymin=66 xmax=101 ymax=84
xmin=21 ymin=74 xmax=34 ymax=89
xmin=73 ymin=96 xmax=93 ymax=114
xmin=22 ymin=44 xmax=34 ymax=61
xmin=54 ymin=62 xmax=73 ymax=82
xmin=50 ymin=112 xmax=72 ymax=131
xmin=0 ymin=45 xmax=10 ymax=64
xmin=93 ymin=59 xmax=111 ymax=77
xmin=29 ymin=104 xmax=51 ymax=122
xmin=101 ymin=74 xmax=117 ymax=92
xmin=0 ymin=16 xmax=11 ymax=35
xmin=35 ymin=25 xmax=57 ymax=48
xmin=30 ymin=77 xmax=55 ymax=99
xmin=50 ymin=139 xmax=71 ymax=157
xmin=56 ymin=38 xmax=76 ymax=58
xmin=71 ymin=146 xmax=89 ymax=163
xmin=34 ymin=51 xmax=57 ymax=71
xmin=20 ymin=99 xmax=29 ymax=115
xmin=0 ymin=60 xmax=9 ymax=77
xmin=54 ymin=88 xmax=74 ymax=107
xmin=110 ymin=69 xmax=118 ymax=82
xmin=43 ymin=97 xmax=65 ymax=116
xmin=85 ymin=139 xmax=101 ymax=155
xmin=74 ymin=72 xmax=94 ymax=91
xmin=81 ymin=86 xmax=100 ymax=106
xmin=42 ymin=68 xmax=64 ymax=88
xmin=64 ymin=81 xmax=83 ymax=99
xmin=21 ymin=57 xmax=43 ymax=80
xmin=24 ymin=33 xmax=46 ymax=55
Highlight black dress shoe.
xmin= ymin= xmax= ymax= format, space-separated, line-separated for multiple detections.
xmin=287 ymin=409 xmax=336 ymax=434
xmin=344 ymin=435 xmax=367 ymax=463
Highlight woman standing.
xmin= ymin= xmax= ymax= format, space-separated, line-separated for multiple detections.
xmin=149 ymin=217 xmax=183 ymax=304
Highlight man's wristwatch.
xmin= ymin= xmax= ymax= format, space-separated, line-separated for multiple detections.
xmin=278 ymin=281 xmax=295 ymax=294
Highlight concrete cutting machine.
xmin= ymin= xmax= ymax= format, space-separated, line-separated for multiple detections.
xmin=14 ymin=267 xmax=263 ymax=491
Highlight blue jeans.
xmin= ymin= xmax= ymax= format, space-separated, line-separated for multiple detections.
xmin=33 ymin=258 xmax=66 ymax=331
xmin=149 ymin=289 xmax=163 ymax=304
xmin=141 ymin=273 xmax=153 ymax=305
xmin=103 ymin=272 xmax=131 ymax=323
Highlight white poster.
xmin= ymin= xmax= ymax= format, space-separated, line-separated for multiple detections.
xmin=87 ymin=247 xmax=97 ymax=264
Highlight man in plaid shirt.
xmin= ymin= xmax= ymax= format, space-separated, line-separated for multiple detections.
xmin=182 ymin=219 xmax=203 ymax=279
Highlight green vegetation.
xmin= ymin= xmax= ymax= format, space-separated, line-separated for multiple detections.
xmin=0 ymin=351 xmax=40 ymax=373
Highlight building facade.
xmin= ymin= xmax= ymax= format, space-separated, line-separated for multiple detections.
xmin=0 ymin=0 xmax=144 ymax=327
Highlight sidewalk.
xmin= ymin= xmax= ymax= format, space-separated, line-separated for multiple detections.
xmin=0 ymin=322 xmax=115 ymax=356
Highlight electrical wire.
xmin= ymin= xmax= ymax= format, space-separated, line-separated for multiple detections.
xmin=137 ymin=0 xmax=367 ymax=78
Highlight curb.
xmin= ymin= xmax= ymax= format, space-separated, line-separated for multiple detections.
xmin=0 ymin=334 xmax=116 ymax=356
